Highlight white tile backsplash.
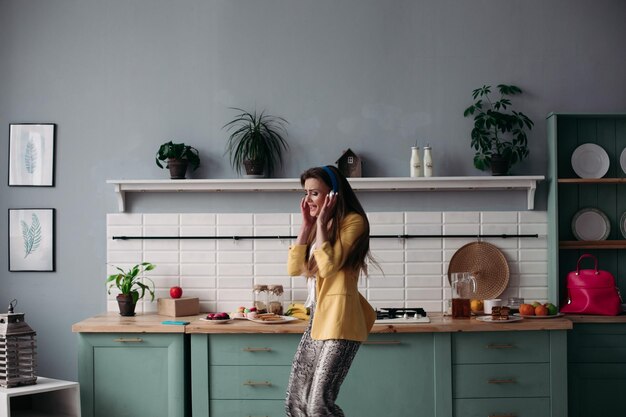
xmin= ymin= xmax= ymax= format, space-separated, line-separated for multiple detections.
xmin=106 ymin=210 xmax=548 ymax=313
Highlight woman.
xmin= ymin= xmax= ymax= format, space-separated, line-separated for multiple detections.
xmin=285 ymin=165 xmax=376 ymax=417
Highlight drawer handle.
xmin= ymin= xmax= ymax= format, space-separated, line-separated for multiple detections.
xmin=486 ymin=343 xmax=515 ymax=349
xmin=488 ymin=414 xmax=517 ymax=417
xmin=488 ymin=378 xmax=517 ymax=384
xmin=243 ymin=380 xmax=272 ymax=387
xmin=113 ymin=338 xmax=143 ymax=343
xmin=363 ymin=340 xmax=401 ymax=345
xmin=243 ymin=347 xmax=272 ymax=352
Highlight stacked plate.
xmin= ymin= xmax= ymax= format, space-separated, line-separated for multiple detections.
xmin=572 ymin=208 xmax=610 ymax=241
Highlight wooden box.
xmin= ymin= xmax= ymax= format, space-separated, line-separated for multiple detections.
xmin=157 ymin=297 xmax=200 ymax=317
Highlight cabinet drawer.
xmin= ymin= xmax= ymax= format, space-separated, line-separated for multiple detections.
xmin=209 ymin=334 xmax=299 ymax=365
xmin=453 ymin=331 xmax=549 ymax=364
xmin=454 ymin=398 xmax=550 ymax=417
xmin=210 ymin=365 xmax=291 ymax=399
xmin=569 ymin=324 xmax=626 ymax=363
xmin=454 ymin=363 xmax=550 ymax=398
xmin=211 ymin=399 xmax=285 ymax=416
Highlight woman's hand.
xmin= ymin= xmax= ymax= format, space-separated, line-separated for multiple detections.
xmin=317 ymin=192 xmax=337 ymax=228
xmin=300 ymin=197 xmax=316 ymax=228
xmin=295 ymin=197 xmax=315 ymax=245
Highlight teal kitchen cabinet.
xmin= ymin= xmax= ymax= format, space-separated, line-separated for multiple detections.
xmin=338 ymin=333 xmax=440 ymax=417
xmin=191 ymin=334 xmax=298 ymax=417
xmin=77 ymin=333 xmax=188 ymax=417
xmin=191 ymin=333 xmax=443 ymax=417
xmin=568 ymin=323 xmax=626 ymax=417
xmin=452 ymin=331 xmax=568 ymax=417
xmin=546 ymin=114 xmax=626 ymax=416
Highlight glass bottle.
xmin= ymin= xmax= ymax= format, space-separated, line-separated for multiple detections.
xmin=252 ymin=285 xmax=269 ymax=313
xmin=267 ymin=285 xmax=284 ymax=315
xmin=410 ymin=146 xmax=421 ymax=177
xmin=423 ymin=145 xmax=433 ymax=177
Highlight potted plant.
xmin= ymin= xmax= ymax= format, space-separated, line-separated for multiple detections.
xmin=463 ymin=84 xmax=534 ymax=175
xmin=155 ymin=141 xmax=200 ymax=179
xmin=106 ymin=262 xmax=156 ymax=316
xmin=223 ymin=108 xmax=289 ymax=177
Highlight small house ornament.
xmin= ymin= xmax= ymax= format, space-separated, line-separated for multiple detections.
xmin=0 ymin=299 xmax=37 ymax=387
xmin=336 ymin=149 xmax=362 ymax=178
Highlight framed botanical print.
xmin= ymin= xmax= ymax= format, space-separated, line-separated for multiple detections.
xmin=8 ymin=208 xmax=56 ymax=272
xmin=8 ymin=123 xmax=56 ymax=186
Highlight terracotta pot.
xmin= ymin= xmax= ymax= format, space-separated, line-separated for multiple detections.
xmin=243 ymin=159 xmax=265 ymax=177
xmin=116 ymin=294 xmax=136 ymax=316
xmin=167 ymin=158 xmax=189 ymax=179
xmin=490 ymin=154 xmax=510 ymax=176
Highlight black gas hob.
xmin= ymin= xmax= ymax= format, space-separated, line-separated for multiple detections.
xmin=375 ymin=307 xmax=428 ymax=322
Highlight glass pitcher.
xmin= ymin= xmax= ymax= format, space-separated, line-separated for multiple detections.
xmin=450 ymin=272 xmax=477 ymax=318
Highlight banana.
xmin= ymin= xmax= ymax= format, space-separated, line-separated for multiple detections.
xmin=285 ymin=303 xmax=310 ymax=320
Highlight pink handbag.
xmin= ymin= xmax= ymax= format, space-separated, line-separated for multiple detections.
xmin=560 ymin=254 xmax=622 ymax=316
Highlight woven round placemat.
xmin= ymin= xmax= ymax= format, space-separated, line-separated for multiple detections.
xmin=447 ymin=241 xmax=509 ymax=299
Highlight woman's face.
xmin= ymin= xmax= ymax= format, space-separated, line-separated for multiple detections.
xmin=303 ymin=178 xmax=331 ymax=217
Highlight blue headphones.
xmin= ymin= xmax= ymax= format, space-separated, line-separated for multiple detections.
xmin=322 ymin=166 xmax=338 ymax=193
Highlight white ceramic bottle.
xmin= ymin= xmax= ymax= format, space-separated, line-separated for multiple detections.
xmin=410 ymin=146 xmax=421 ymax=177
xmin=423 ymin=145 xmax=433 ymax=177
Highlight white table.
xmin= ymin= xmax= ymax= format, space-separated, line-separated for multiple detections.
xmin=0 ymin=377 xmax=80 ymax=417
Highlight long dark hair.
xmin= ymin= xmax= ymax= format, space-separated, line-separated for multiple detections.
xmin=300 ymin=165 xmax=376 ymax=276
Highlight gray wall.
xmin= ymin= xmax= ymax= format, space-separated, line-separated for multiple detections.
xmin=1 ymin=0 xmax=625 ymax=380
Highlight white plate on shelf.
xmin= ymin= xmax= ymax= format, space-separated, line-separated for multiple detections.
xmin=620 ymin=147 xmax=626 ymax=174
xmin=572 ymin=208 xmax=610 ymax=241
xmin=620 ymin=212 xmax=626 ymax=239
xmin=571 ymin=143 xmax=610 ymax=178
xmin=476 ymin=316 xmax=523 ymax=323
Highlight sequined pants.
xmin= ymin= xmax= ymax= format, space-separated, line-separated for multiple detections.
xmin=285 ymin=307 xmax=361 ymax=417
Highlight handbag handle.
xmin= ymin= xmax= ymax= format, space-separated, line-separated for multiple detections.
xmin=576 ymin=254 xmax=599 ymax=275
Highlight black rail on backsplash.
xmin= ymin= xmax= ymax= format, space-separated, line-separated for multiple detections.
xmin=112 ymin=233 xmax=539 ymax=240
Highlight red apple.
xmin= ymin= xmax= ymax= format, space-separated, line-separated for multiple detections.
xmin=169 ymin=286 xmax=183 ymax=299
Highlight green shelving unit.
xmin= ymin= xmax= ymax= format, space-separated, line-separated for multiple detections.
xmin=546 ymin=113 xmax=626 ymax=306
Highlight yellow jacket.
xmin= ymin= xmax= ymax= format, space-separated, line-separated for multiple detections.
xmin=287 ymin=213 xmax=376 ymax=342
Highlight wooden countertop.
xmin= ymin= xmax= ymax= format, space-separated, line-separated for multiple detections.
xmin=73 ymin=312 xmax=574 ymax=334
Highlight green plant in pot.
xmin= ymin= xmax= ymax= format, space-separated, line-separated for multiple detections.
xmin=223 ymin=108 xmax=289 ymax=177
xmin=106 ymin=262 xmax=156 ymax=316
xmin=155 ymin=141 xmax=200 ymax=179
xmin=463 ymin=84 xmax=534 ymax=175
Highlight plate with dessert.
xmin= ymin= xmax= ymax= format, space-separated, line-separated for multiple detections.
xmin=247 ymin=313 xmax=299 ymax=324
xmin=476 ymin=306 xmax=522 ymax=323
xmin=476 ymin=315 xmax=523 ymax=323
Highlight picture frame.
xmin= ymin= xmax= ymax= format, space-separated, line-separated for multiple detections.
xmin=8 ymin=123 xmax=56 ymax=186
xmin=8 ymin=208 xmax=56 ymax=272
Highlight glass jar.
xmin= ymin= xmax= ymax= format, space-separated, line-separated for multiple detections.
xmin=253 ymin=285 xmax=269 ymax=313
xmin=267 ymin=284 xmax=284 ymax=315
xmin=507 ymin=297 xmax=524 ymax=313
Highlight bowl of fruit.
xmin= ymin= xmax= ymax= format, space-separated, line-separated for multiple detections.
xmin=515 ymin=302 xmax=562 ymax=318
xmin=200 ymin=312 xmax=232 ymax=323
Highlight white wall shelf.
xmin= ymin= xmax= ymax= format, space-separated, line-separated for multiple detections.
xmin=108 ymin=176 xmax=544 ymax=212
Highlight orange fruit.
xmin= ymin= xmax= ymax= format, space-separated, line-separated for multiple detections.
xmin=470 ymin=299 xmax=484 ymax=313
xmin=535 ymin=305 xmax=549 ymax=316
xmin=519 ymin=304 xmax=535 ymax=316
